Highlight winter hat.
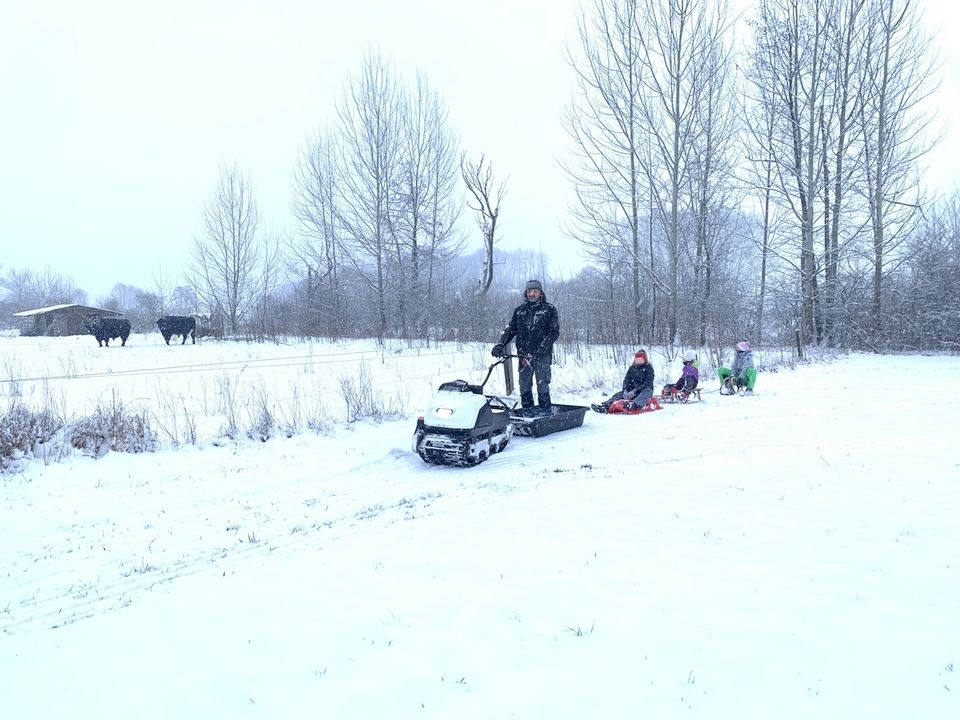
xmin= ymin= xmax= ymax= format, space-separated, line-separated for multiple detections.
xmin=634 ymin=349 xmax=648 ymax=361
xmin=524 ymin=279 xmax=544 ymax=293
xmin=682 ymin=350 xmax=697 ymax=362
xmin=736 ymin=341 xmax=750 ymax=352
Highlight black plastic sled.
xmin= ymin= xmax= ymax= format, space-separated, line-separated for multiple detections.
xmin=509 ymin=404 xmax=588 ymax=438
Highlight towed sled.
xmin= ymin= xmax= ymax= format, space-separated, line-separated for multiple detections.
xmin=510 ymin=404 xmax=588 ymax=438
xmin=604 ymin=396 xmax=663 ymax=415
xmin=413 ymin=356 xmax=587 ymax=467
xmin=660 ymin=385 xmax=702 ymax=404
xmin=720 ymin=377 xmax=752 ymax=396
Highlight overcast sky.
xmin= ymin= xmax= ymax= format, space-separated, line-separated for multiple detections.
xmin=2 ymin=0 xmax=958 ymax=302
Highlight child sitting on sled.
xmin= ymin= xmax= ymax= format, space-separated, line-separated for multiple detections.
xmin=718 ymin=341 xmax=757 ymax=394
xmin=662 ymin=350 xmax=699 ymax=400
xmin=591 ymin=349 xmax=655 ymax=413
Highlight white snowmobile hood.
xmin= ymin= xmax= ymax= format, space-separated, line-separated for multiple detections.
xmin=422 ymin=390 xmax=491 ymax=430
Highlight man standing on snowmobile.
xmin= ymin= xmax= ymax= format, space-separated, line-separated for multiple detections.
xmin=491 ymin=279 xmax=560 ymax=415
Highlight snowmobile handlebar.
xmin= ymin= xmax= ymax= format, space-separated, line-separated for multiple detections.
xmin=477 ymin=353 xmax=530 ymax=390
xmin=478 ymin=356 xmax=509 ymax=390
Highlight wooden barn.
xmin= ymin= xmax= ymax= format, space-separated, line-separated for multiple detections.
xmin=12 ymin=304 xmax=126 ymax=337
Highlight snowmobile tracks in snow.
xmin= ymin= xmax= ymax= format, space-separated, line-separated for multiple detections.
xmin=0 ymin=490 xmax=444 ymax=637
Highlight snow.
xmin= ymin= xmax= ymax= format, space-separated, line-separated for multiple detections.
xmin=11 ymin=303 xmax=118 ymax=317
xmin=1 ymin=338 xmax=959 ymax=718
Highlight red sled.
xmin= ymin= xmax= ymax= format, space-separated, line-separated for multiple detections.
xmin=607 ymin=396 xmax=663 ymax=414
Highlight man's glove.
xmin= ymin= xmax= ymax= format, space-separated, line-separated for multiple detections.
xmin=491 ymin=344 xmax=504 ymax=358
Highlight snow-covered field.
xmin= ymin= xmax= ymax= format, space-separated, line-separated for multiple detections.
xmin=1 ymin=337 xmax=958 ymax=719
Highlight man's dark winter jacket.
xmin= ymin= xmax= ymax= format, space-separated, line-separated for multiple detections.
xmin=622 ymin=363 xmax=654 ymax=395
xmin=497 ymin=294 xmax=560 ymax=362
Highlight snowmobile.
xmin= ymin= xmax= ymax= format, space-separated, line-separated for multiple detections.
xmin=413 ymin=356 xmax=589 ymax=466
xmin=413 ymin=358 xmax=515 ymax=467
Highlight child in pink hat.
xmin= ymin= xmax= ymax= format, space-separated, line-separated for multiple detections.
xmin=718 ymin=341 xmax=756 ymax=394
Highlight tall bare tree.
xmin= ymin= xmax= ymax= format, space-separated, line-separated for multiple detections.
xmin=563 ymin=0 xmax=650 ymax=343
xmin=462 ymin=153 xmax=506 ymax=297
xmin=634 ymin=0 xmax=730 ymax=344
xmin=337 ymin=52 xmax=404 ymax=340
xmin=743 ymin=69 xmax=781 ymax=347
xmin=858 ymin=0 xmax=938 ymax=343
xmin=188 ymin=162 xmax=262 ymax=333
xmin=686 ymin=6 xmax=738 ymax=346
xmin=751 ymin=0 xmax=834 ymax=346
xmin=421 ymin=93 xmax=463 ymax=327
xmin=820 ymin=0 xmax=867 ymax=346
xmin=394 ymin=74 xmax=461 ymax=335
xmin=292 ymin=129 xmax=345 ymax=337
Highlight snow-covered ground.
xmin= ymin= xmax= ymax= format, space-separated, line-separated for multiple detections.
xmin=1 ymin=338 xmax=958 ymax=718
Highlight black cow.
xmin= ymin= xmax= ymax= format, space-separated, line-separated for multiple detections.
xmin=86 ymin=317 xmax=131 ymax=347
xmin=156 ymin=316 xmax=197 ymax=345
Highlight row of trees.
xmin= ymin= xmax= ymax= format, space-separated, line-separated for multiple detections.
xmin=564 ymin=0 xmax=947 ymax=351
xmin=0 ymin=267 xmax=89 ymax=313
xmin=287 ymin=57 xmax=467 ymax=340
xmin=179 ymin=55 xmax=474 ymax=340
xmin=0 ymin=265 xmax=202 ymax=333
xmin=2 ymin=1 xmax=956 ymax=352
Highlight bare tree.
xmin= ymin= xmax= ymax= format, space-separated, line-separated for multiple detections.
xmin=819 ymin=0 xmax=868 ymax=346
xmin=188 ymin=162 xmax=262 ymax=333
xmin=751 ymin=0 xmax=835 ymax=346
xmin=337 ymin=52 xmax=404 ymax=341
xmin=634 ymin=0 xmax=730 ymax=344
xmin=292 ymin=129 xmax=345 ymax=337
xmin=563 ymin=0 xmax=650 ymax=343
xmin=462 ymin=153 xmax=506 ymax=297
xmin=152 ymin=265 xmax=173 ymax=317
xmin=899 ymin=195 xmax=960 ymax=349
xmin=396 ymin=73 xmax=462 ymax=335
xmin=99 ymin=282 xmax=140 ymax=311
xmin=170 ymin=285 xmax=199 ymax=315
xmin=1 ymin=266 xmax=87 ymax=310
xmin=685 ymin=6 xmax=738 ymax=346
xmin=746 ymin=0 xmax=868 ymax=348
xmin=743 ymin=71 xmax=781 ymax=346
xmin=858 ymin=0 xmax=938 ymax=343
xmin=249 ymin=231 xmax=285 ymax=338
xmin=421 ymin=98 xmax=463 ymax=330
xmin=565 ymin=0 xmax=738 ymax=346
xmin=99 ymin=282 xmax=162 ymax=331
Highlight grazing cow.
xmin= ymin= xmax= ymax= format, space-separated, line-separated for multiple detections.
xmin=86 ymin=316 xmax=131 ymax=347
xmin=156 ymin=315 xmax=197 ymax=345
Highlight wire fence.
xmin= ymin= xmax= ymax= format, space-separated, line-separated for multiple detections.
xmin=0 ymin=340 xmax=512 ymax=442
xmin=0 ymin=345 xmax=482 ymax=385
xmin=0 ymin=337 xmax=816 ymax=469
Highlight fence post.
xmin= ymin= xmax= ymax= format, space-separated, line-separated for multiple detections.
xmin=795 ymin=328 xmax=804 ymax=359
